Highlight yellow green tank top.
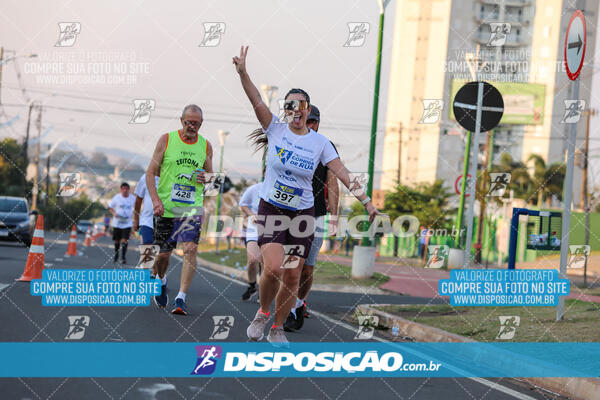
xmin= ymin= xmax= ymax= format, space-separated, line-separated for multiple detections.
xmin=157 ymin=130 xmax=207 ymax=218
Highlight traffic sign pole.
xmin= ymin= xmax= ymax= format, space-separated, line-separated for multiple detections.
xmin=453 ymin=81 xmax=504 ymax=268
xmin=463 ymin=83 xmax=484 ymax=267
xmin=557 ymin=10 xmax=586 ymax=321
xmin=454 ymin=131 xmax=471 ymax=246
xmin=557 ymin=80 xmax=578 ymax=320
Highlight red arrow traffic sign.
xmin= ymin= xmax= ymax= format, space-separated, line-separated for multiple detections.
xmin=564 ymin=10 xmax=586 ymax=81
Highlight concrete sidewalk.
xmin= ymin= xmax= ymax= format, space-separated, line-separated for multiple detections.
xmin=322 ymin=254 xmax=600 ymax=303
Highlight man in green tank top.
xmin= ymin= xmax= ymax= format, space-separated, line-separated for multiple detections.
xmin=146 ymin=104 xmax=213 ymax=315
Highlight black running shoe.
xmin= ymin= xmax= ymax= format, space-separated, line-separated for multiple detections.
xmin=283 ymin=311 xmax=297 ymax=332
xmin=153 ymin=283 xmax=168 ymax=308
xmin=283 ymin=305 xmax=305 ymax=332
xmin=293 ymin=304 xmax=305 ymax=330
xmin=242 ymin=284 xmax=258 ymax=301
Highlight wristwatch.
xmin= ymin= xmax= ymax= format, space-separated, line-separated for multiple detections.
xmin=361 ymin=197 xmax=371 ymax=206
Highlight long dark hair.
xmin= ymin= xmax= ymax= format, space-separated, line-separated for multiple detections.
xmin=248 ymin=88 xmax=310 ymax=152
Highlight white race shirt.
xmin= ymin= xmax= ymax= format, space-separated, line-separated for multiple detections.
xmin=239 ymin=182 xmax=262 ymax=240
xmin=259 ymin=114 xmax=338 ymax=210
xmin=109 ymin=193 xmax=136 ymax=229
xmin=134 ymin=174 xmax=159 ymax=229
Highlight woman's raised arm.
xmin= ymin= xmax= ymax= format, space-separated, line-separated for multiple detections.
xmin=233 ymin=46 xmax=272 ymax=130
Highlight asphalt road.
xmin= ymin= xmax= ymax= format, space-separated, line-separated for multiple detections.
xmin=0 ymin=232 xmax=563 ymax=400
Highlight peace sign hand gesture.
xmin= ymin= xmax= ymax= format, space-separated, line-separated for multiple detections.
xmin=232 ymin=46 xmax=248 ymax=75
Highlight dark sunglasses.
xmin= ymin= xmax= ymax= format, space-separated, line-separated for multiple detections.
xmin=283 ymin=99 xmax=309 ymax=112
xmin=182 ymin=120 xmax=201 ymax=127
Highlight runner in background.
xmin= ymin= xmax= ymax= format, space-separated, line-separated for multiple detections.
xmin=133 ymin=172 xmax=160 ymax=276
xmin=103 ymin=214 xmax=110 ymax=235
xmin=224 ymin=226 xmax=234 ymax=251
xmin=239 ymin=181 xmax=263 ymax=301
xmin=108 ymin=182 xmax=136 ymax=264
xmin=146 ymin=104 xmax=213 ymax=314
xmin=284 ymin=105 xmax=339 ymax=332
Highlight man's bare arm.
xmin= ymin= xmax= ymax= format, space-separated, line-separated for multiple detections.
xmin=203 ymin=141 xmax=214 ymax=173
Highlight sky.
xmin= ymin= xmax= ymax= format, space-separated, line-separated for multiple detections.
xmin=2 ymin=0 xmax=600 ymax=192
xmin=0 ymin=0 xmax=396 ymax=183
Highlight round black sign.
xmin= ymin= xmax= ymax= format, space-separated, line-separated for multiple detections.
xmin=453 ymin=81 xmax=504 ymax=132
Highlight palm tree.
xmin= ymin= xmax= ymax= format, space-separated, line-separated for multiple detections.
xmin=527 ymin=154 xmax=565 ymax=207
xmin=494 ymin=153 xmax=532 ymax=200
xmin=528 ymin=154 xmax=548 ymax=206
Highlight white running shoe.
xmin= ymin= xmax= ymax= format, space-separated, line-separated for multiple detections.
xmin=247 ymin=309 xmax=270 ymax=341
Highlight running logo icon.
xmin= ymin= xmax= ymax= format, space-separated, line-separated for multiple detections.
xmin=191 ymin=345 xmax=222 ymax=375
xmin=275 ymin=147 xmax=294 ymax=165
xmin=276 ymin=99 xmax=295 ymax=123
xmin=345 ymin=172 xmax=368 ymax=198
xmin=496 ymin=316 xmax=520 ymax=340
xmin=65 ymin=315 xmax=90 ymax=340
xmin=57 ymin=173 xmax=81 ymax=197
xmin=425 ymin=245 xmax=448 ymax=269
xmin=199 ymin=23 xmax=225 ymax=47
xmin=169 ymin=215 xmax=201 ymax=240
xmin=281 ymin=244 xmax=305 ymax=269
xmin=419 ymin=100 xmax=444 ymax=124
xmin=210 ymin=316 xmax=234 ymax=340
xmin=203 ymin=173 xmax=225 ymax=196
xmin=55 ymin=22 xmax=81 ymax=47
xmin=567 ymin=245 xmax=590 ymax=269
xmin=487 ymin=173 xmax=511 ymax=197
xmin=355 ymin=315 xmax=378 ymax=339
xmin=487 ymin=23 xmax=511 ymax=47
xmin=137 ymin=245 xmax=159 ymax=269
xmin=129 ymin=99 xmax=155 ymax=124
xmin=344 ymin=22 xmax=370 ymax=47
xmin=561 ymin=100 xmax=585 ymax=123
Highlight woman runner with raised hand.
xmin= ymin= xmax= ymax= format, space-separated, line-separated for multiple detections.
xmin=233 ymin=45 xmax=382 ymax=346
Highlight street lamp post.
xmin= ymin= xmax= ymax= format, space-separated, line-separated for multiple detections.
xmin=350 ymin=0 xmax=390 ymax=280
xmin=31 ymin=105 xmax=42 ymax=211
xmin=362 ymin=0 xmax=390 ymax=247
xmin=215 ymin=130 xmax=230 ymax=253
xmin=260 ymin=85 xmax=278 ymax=180
xmin=22 ymin=94 xmax=56 ymax=196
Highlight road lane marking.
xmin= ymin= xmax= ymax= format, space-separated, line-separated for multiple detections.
xmin=189 ymin=256 xmax=536 ymax=400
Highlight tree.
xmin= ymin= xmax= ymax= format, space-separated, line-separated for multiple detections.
xmin=527 ymin=154 xmax=565 ymax=206
xmin=494 ymin=152 xmax=532 ymax=200
xmin=383 ymin=179 xmax=454 ymax=231
xmin=39 ymin=194 xmax=106 ymax=230
xmin=233 ymin=177 xmax=253 ymax=194
xmin=0 ymin=138 xmax=31 ymax=197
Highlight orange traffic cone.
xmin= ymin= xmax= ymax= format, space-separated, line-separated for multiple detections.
xmin=83 ymin=227 xmax=92 ymax=247
xmin=65 ymin=225 xmax=78 ymax=256
xmin=17 ymin=215 xmax=45 ymax=281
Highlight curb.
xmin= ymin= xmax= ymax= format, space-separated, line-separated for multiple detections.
xmin=196 ymin=255 xmax=390 ymax=295
xmin=356 ymin=304 xmax=600 ymax=400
